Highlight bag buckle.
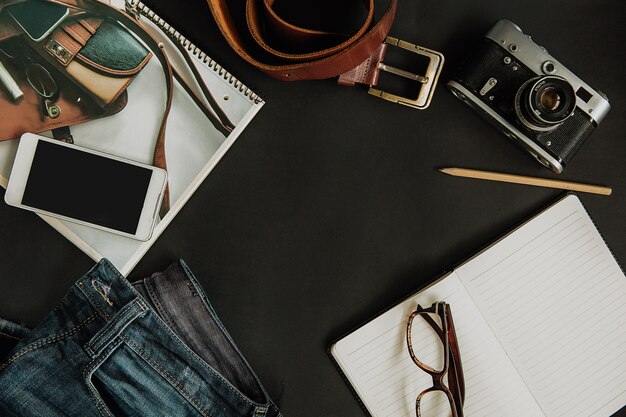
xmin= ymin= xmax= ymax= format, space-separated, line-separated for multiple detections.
xmin=368 ymin=37 xmax=445 ymax=110
xmin=44 ymin=39 xmax=72 ymax=65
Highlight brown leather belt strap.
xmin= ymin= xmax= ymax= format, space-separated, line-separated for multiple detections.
xmin=205 ymin=0 xmax=397 ymax=82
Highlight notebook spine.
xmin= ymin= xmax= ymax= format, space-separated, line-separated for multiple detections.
xmin=125 ymin=0 xmax=263 ymax=104
xmin=327 ymin=347 xmax=375 ymax=417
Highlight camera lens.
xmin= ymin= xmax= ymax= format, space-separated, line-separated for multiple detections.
xmin=539 ymin=87 xmax=561 ymax=111
xmin=515 ymin=76 xmax=576 ymax=131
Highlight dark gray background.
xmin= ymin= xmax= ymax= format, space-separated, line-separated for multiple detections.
xmin=1 ymin=0 xmax=625 ymax=416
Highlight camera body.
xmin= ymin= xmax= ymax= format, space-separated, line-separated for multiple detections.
xmin=447 ymin=20 xmax=610 ymax=173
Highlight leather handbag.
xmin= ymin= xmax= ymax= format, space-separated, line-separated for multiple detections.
xmin=36 ymin=15 xmax=152 ymax=107
xmin=0 ymin=8 xmax=129 ymax=142
xmin=0 ymin=0 xmax=150 ymax=142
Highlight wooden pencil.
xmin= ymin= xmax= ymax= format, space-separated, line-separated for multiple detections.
xmin=440 ymin=167 xmax=612 ymax=196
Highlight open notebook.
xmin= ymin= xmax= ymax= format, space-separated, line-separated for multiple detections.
xmin=331 ymin=194 xmax=626 ymax=417
xmin=0 ymin=0 xmax=263 ymax=275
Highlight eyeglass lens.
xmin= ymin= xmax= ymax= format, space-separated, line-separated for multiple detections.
xmin=408 ymin=311 xmax=446 ymax=373
xmin=417 ymin=389 xmax=454 ymax=417
xmin=0 ymin=40 xmax=28 ymax=67
xmin=26 ymin=64 xmax=58 ymax=98
xmin=0 ymin=46 xmax=16 ymax=61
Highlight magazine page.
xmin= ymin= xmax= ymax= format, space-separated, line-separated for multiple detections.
xmin=0 ymin=4 xmax=263 ymax=275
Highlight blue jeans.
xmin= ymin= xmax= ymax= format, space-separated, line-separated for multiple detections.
xmin=0 ymin=259 xmax=282 ymax=417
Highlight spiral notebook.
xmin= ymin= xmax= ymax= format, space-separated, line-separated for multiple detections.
xmin=331 ymin=194 xmax=626 ymax=417
xmin=0 ymin=0 xmax=264 ymax=275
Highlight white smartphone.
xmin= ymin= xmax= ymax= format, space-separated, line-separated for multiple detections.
xmin=6 ymin=0 xmax=70 ymax=42
xmin=5 ymin=133 xmax=167 ymax=241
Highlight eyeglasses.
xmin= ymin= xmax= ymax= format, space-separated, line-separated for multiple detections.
xmin=0 ymin=39 xmax=61 ymax=118
xmin=406 ymin=301 xmax=465 ymax=417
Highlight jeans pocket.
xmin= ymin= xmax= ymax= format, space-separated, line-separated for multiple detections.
xmin=86 ymin=377 xmax=118 ymax=417
xmin=85 ymin=337 xmax=211 ymax=417
xmin=84 ymin=338 xmax=124 ymax=417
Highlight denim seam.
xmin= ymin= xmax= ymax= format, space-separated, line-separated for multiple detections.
xmin=144 ymin=276 xmax=176 ymax=330
xmin=158 ymin=265 xmax=271 ymax=408
xmin=78 ymin=281 xmax=111 ymax=321
xmin=186 ymin=275 xmax=271 ymax=408
xmin=141 ymin=272 xmax=268 ymax=405
xmin=147 ymin=310 xmax=265 ymax=407
xmin=0 ymin=331 xmax=21 ymax=341
xmin=103 ymin=259 xmax=145 ymax=301
xmin=120 ymin=335 xmax=214 ymax=417
xmin=83 ymin=337 xmax=124 ymax=417
xmin=85 ymin=300 xmax=146 ymax=357
xmin=0 ymin=314 xmax=97 ymax=372
xmin=101 ymin=259 xmax=125 ymax=281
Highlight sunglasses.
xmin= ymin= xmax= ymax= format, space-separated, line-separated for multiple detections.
xmin=0 ymin=38 xmax=61 ymax=118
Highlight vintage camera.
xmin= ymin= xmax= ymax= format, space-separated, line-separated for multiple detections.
xmin=447 ymin=20 xmax=610 ymax=173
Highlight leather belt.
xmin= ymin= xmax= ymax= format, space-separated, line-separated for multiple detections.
xmin=205 ymin=0 xmax=445 ymax=109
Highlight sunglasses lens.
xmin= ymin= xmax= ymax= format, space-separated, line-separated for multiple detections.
xmin=27 ymin=64 xmax=57 ymax=98
xmin=0 ymin=44 xmax=18 ymax=60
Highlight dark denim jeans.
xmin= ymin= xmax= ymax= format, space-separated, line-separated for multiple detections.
xmin=0 ymin=259 xmax=282 ymax=417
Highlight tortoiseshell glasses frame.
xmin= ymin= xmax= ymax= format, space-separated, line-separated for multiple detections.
xmin=406 ymin=301 xmax=465 ymax=417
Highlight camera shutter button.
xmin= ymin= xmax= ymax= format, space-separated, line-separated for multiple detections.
xmin=542 ymin=61 xmax=557 ymax=74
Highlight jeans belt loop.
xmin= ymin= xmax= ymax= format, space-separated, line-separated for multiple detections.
xmin=253 ymin=406 xmax=269 ymax=417
xmin=84 ymin=298 xmax=147 ymax=358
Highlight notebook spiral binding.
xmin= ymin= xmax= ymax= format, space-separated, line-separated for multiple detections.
xmin=126 ymin=0 xmax=263 ymax=104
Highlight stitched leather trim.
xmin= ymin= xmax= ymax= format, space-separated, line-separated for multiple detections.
xmin=75 ymin=50 xmax=153 ymax=77
xmin=79 ymin=17 xmax=103 ymax=35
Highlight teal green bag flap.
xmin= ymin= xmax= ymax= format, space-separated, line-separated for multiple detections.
xmin=78 ymin=18 xmax=151 ymax=75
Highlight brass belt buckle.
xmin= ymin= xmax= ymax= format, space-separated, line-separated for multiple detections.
xmin=368 ymin=36 xmax=445 ymax=110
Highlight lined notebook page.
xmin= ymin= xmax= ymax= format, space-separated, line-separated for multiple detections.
xmin=459 ymin=194 xmax=626 ymax=417
xmin=332 ymin=274 xmax=544 ymax=417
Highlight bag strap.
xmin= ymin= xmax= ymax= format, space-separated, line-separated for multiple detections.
xmin=59 ymin=0 xmax=234 ymax=214
xmin=92 ymin=2 xmax=175 ymax=213
xmin=204 ymin=0 xmax=397 ymax=83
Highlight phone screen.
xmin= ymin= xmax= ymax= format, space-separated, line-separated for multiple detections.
xmin=7 ymin=1 xmax=69 ymax=41
xmin=22 ymin=140 xmax=153 ymax=234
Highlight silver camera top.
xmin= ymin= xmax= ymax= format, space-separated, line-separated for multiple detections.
xmin=486 ymin=20 xmax=610 ymax=124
